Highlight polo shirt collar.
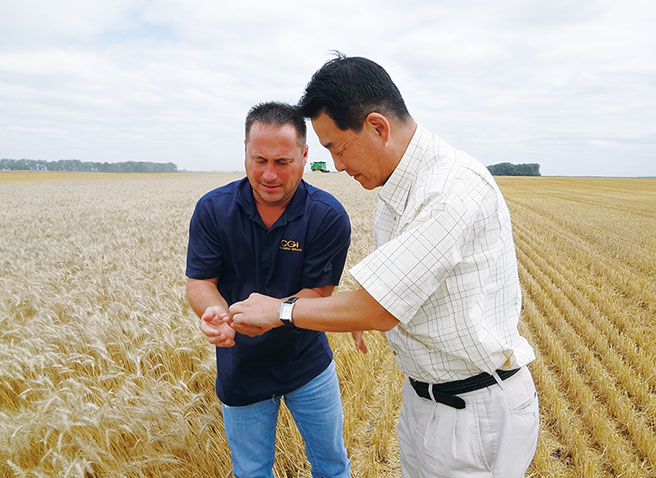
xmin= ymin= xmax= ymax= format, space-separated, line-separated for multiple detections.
xmin=379 ymin=124 xmax=429 ymax=215
xmin=236 ymin=177 xmax=308 ymax=228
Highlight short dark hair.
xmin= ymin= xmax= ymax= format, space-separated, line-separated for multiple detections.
xmin=298 ymin=53 xmax=411 ymax=132
xmin=245 ymin=101 xmax=307 ymax=145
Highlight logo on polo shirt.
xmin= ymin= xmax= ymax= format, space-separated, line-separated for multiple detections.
xmin=280 ymin=239 xmax=302 ymax=252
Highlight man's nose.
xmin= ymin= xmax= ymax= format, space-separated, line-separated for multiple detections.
xmin=332 ymin=156 xmax=345 ymax=172
xmin=263 ymin=161 xmax=277 ymax=180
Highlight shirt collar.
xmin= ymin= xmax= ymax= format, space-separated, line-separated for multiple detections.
xmin=378 ymin=124 xmax=429 ymax=215
xmin=236 ymin=177 xmax=308 ymax=228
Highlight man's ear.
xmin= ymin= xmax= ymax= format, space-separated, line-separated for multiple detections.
xmin=365 ymin=112 xmax=391 ymax=144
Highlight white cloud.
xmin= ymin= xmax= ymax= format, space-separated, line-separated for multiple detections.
xmin=0 ymin=0 xmax=141 ymax=46
xmin=1 ymin=0 xmax=655 ymax=176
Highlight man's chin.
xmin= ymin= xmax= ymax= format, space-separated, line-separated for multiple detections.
xmin=261 ymin=194 xmax=283 ymax=204
xmin=353 ymin=175 xmax=375 ymax=190
xmin=255 ymin=189 xmax=294 ymax=207
xmin=253 ymin=189 xmax=279 ymax=203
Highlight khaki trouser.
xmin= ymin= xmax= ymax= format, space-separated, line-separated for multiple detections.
xmin=398 ymin=366 xmax=539 ymax=478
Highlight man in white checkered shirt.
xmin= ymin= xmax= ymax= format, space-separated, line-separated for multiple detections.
xmin=228 ymin=54 xmax=540 ymax=477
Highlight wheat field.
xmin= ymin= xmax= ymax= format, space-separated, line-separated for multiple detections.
xmin=1 ymin=171 xmax=654 ymax=477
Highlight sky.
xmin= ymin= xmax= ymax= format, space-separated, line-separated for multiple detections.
xmin=1 ymin=0 xmax=655 ymax=177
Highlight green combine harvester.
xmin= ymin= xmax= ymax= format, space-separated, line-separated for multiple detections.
xmin=310 ymin=161 xmax=329 ymax=173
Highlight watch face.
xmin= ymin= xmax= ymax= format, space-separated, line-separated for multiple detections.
xmin=280 ymin=304 xmax=290 ymax=321
xmin=280 ymin=300 xmax=297 ymax=327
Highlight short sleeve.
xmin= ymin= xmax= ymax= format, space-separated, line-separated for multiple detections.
xmin=185 ymin=197 xmax=224 ymax=279
xmin=302 ymin=208 xmax=351 ymax=289
xmin=350 ymin=199 xmax=470 ymax=323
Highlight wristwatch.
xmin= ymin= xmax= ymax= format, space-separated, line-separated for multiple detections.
xmin=279 ymin=297 xmax=299 ymax=327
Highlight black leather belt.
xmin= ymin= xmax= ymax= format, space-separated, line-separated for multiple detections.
xmin=409 ymin=368 xmax=521 ymax=409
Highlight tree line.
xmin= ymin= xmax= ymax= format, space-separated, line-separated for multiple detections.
xmin=487 ymin=162 xmax=541 ymax=176
xmin=2 ymin=158 xmax=540 ymax=176
xmin=0 ymin=159 xmax=178 ymax=173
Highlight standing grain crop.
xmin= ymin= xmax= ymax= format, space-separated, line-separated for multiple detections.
xmin=1 ymin=172 xmax=655 ymax=477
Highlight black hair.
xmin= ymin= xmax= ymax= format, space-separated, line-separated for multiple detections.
xmin=298 ymin=52 xmax=411 ymax=132
xmin=245 ymin=101 xmax=307 ymax=144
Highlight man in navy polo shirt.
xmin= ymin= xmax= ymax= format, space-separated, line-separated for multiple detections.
xmin=185 ymin=102 xmax=352 ymax=478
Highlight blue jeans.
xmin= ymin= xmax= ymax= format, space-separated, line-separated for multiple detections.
xmin=221 ymin=361 xmax=351 ymax=478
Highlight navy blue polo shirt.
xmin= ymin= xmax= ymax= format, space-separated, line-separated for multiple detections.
xmin=186 ymin=177 xmax=351 ymax=406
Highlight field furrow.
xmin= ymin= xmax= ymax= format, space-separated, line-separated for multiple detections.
xmin=519 ymin=264 xmax=646 ymax=476
xmin=508 ymin=199 xmax=656 ymax=307
xmin=519 ymin=306 xmax=604 ymax=477
xmin=514 ymin=222 xmax=656 ymax=408
xmin=508 ymin=201 xmax=656 ymax=345
xmin=517 ymin=246 xmax=656 ymax=468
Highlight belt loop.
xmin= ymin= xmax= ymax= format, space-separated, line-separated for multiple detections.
xmin=492 ymin=370 xmax=506 ymax=390
xmin=427 ymin=383 xmax=436 ymax=402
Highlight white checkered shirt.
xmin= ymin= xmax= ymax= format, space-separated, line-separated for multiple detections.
xmin=350 ymin=125 xmax=535 ymax=383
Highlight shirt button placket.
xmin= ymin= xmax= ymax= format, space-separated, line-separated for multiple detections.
xmin=261 ymin=230 xmax=272 ymax=270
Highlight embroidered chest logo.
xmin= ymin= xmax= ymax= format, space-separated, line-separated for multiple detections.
xmin=280 ymin=239 xmax=302 ymax=252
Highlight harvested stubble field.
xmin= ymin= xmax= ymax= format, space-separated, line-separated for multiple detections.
xmin=1 ymin=171 xmax=654 ymax=477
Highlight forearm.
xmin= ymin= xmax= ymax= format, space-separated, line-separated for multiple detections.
xmin=186 ymin=278 xmax=229 ymax=318
xmin=292 ymin=288 xmax=398 ymax=332
xmin=295 ymin=284 xmax=334 ymax=299
xmin=229 ymin=287 xmax=399 ymax=334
